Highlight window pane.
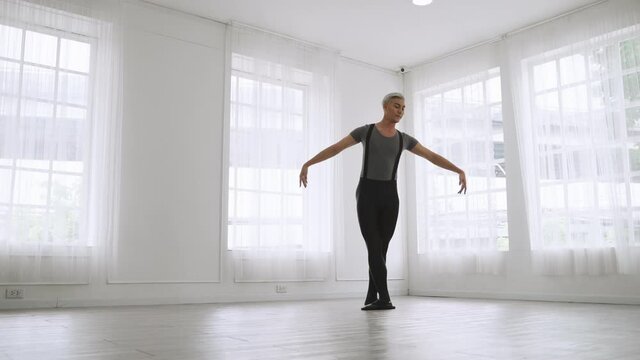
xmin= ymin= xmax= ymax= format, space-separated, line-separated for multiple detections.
xmin=632 ymin=176 xmax=640 ymax=207
xmin=630 ymin=144 xmax=640 ymax=172
xmin=60 ymin=38 xmax=91 ymax=73
xmin=260 ymin=83 xmax=282 ymax=110
xmin=20 ymin=101 xmax=54 ymax=160
xmin=237 ymin=104 xmax=257 ymax=128
xmin=542 ymin=215 xmax=568 ymax=247
xmin=287 ymin=114 xmax=303 ymax=131
xmin=539 ymin=152 xmax=563 ymax=180
xmin=620 ymin=37 xmax=640 ymax=71
xmin=260 ymin=193 xmax=281 ymax=218
xmin=424 ymin=94 xmax=442 ymax=119
xmin=58 ymin=72 xmax=88 ymax=106
xmin=284 ymin=195 xmax=302 ymax=218
xmin=261 ymin=109 xmax=282 ymax=129
xmin=596 ymin=148 xmax=624 ymax=176
xmin=24 ymin=31 xmax=58 ymax=67
xmin=443 ymin=88 xmax=462 ymax=112
xmin=492 ymin=191 xmax=508 ymax=211
xmin=13 ymin=207 xmax=47 ymax=242
xmin=0 ymin=168 xmax=11 ymax=203
xmin=260 ymin=224 xmax=282 ymax=248
xmin=626 ymin=106 xmax=640 ymax=137
xmin=468 ymin=194 xmax=489 ymax=212
xmin=623 ymin=72 xmax=640 ymax=102
xmin=21 ymin=99 xmax=54 ymax=118
xmin=486 ymin=77 xmax=501 ymax=104
xmin=51 ymin=173 xmax=81 ymax=207
xmin=284 ymin=224 xmax=303 ymax=244
xmin=237 ymin=77 xmax=256 ymax=104
xmin=535 ymin=91 xmax=560 ymax=111
xmin=540 ymin=185 xmax=565 ymax=209
xmin=567 ymin=150 xmax=592 ymax=179
xmin=260 ymin=168 xmax=281 ymax=192
xmin=632 ymin=212 xmax=640 ymax=246
xmin=236 ymin=167 xmax=259 ymax=190
xmin=231 ymin=224 xmax=259 ymax=248
xmin=57 ymin=105 xmax=87 ymax=120
xmin=50 ymin=207 xmax=79 ymax=243
xmin=235 ymin=191 xmax=258 ymax=218
xmin=463 ymin=82 xmax=483 ymax=106
xmin=16 ymin=159 xmax=49 ymax=170
xmin=533 ymin=60 xmax=557 ymax=92
xmin=283 ymin=169 xmax=301 ymax=194
xmin=53 ymin=116 xmax=84 ymax=161
xmin=0 ymin=24 xmax=23 ymax=60
xmin=559 ymin=54 xmax=586 ymax=85
xmin=14 ymin=170 xmax=49 ymax=206
xmin=567 ymin=182 xmax=594 ymax=209
xmin=52 ymin=160 xmax=83 ymax=173
xmin=285 ymin=88 xmax=303 ymax=114
xmin=0 ymin=60 xmax=21 ymax=94
xmin=231 ymin=54 xmax=254 ymax=73
xmin=0 ymin=96 xmax=19 ymax=117
xmin=561 ymin=85 xmax=588 ymax=114
xmin=22 ymin=65 xmax=56 ymax=101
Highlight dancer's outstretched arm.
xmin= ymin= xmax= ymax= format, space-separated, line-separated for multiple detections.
xmin=299 ymin=135 xmax=357 ymax=188
xmin=410 ymin=143 xmax=467 ymax=194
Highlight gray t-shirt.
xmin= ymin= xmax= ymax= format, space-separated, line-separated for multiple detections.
xmin=350 ymin=124 xmax=419 ymax=180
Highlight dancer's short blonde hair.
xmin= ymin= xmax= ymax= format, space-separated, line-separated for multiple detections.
xmin=382 ymin=92 xmax=404 ymax=106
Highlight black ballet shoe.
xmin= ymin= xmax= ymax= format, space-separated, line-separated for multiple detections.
xmin=364 ymin=298 xmax=378 ymax=306
xmin=361 ymin=300 xmax=395 ymax=311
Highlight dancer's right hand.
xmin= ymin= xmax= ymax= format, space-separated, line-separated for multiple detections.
xmin=299 ymin=165 xmax=308 ymax=188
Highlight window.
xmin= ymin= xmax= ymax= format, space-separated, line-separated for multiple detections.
xmin=414 ymin=68 xmax=508 ymax=255
xmin=227 ymin=54 xmax=308 ymax=250
xmin=527 ymin=31 xmax=640 ymax=249
xmin=0 ymin=22 xmax=94 ymax=246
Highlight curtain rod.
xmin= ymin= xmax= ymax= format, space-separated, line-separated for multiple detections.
xmin=405 ymin=0 xmax=609 ymax=71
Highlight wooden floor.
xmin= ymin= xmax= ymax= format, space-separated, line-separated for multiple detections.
xmin=1 ymin=296 xmax=639 ymax=360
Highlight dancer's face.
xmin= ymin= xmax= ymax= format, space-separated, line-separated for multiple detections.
xmin=384 ymin=98 xmax=405 ymax=123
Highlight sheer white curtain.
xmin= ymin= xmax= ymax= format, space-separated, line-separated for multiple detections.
xmin=406 ymin=45 xmax=507 ymax=274
xmin=226 ymin=24 xmax=336 ymax=282
xmin=0 ymin=0 xmax=122 ymax=284
xmin=507 ymin=0 xmax=640 ymax=275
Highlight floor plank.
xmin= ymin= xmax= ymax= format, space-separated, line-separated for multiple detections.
xmin=1 ymin=296 xmax=639 ymax=359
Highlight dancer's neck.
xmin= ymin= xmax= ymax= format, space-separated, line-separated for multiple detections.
xmin=376 ymin=119 xmax=397 ymax=137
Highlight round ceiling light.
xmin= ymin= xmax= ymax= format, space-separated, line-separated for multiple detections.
xmin=413 ymin=0 xmax=433 ymax=5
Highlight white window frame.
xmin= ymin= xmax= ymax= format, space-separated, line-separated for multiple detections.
xmin=525 ymin=28 xmax=640 ymax=248
xmin=414 ymin=67 xmax=509 ymax=254
xmin=227 ymin=54 xmax=309 ymax=251
xmin=0 ymin=20 xmax=97 ymax=246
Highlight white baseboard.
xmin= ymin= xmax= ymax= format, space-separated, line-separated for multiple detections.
xmin=0 ymin=288 xmax=410 ymax=310
xmin=0 ymin=299 xmax=59 ymax=309
xmin=409 ymin=288 xmax=640 ymax=305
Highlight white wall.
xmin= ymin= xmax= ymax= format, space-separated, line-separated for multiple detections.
xmin=0 ymin=0 xmax=405 ymax=309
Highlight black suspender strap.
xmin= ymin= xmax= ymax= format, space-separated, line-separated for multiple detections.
xmin=391 ymin=131 xmax=404 ymax=180
xmin=362 ymin=124 xmax=375 ymax=178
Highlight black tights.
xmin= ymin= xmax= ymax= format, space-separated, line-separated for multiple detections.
xmin=356 ymin=178 xmax=399 ymax=304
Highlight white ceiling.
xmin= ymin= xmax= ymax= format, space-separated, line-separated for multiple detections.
xmin=143 ymin=0 xmax=600 ymax=71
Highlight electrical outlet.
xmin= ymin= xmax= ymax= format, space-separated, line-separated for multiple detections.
xmin=275 ymin=284 xmax=287 ymax=293
xmin=5 ymin=288 xmax=24 ymax=299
